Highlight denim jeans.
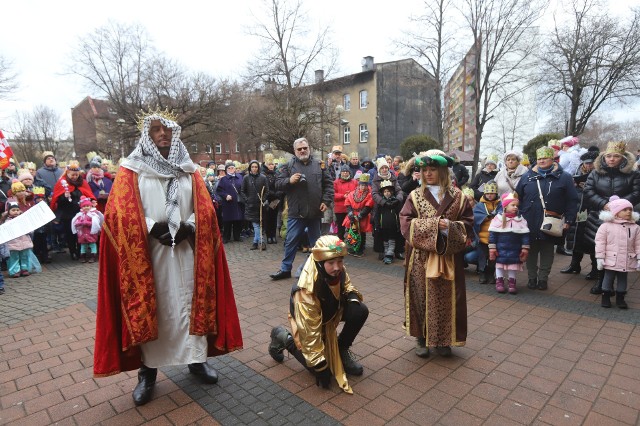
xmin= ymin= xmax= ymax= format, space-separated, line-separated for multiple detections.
xmin=252 ymin=222 xmax=262 ymax=244
xmin=280 ymin=218 xmax=321 ymax=272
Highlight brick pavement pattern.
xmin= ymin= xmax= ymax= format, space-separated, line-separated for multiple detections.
xmin=0 ymin=241 xmax=639 ymax=425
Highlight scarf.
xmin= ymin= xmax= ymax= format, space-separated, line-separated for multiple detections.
xmin=537 ymin=164 xmax=553 ymax=177
xmin=378 ymin=170 xmax=391 ymax=180
xmin=122 ymin=115 xmax=197 ymax=242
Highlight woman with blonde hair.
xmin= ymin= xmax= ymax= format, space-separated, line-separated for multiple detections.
xmin=400 ymin=150 xmax=473 ymax=358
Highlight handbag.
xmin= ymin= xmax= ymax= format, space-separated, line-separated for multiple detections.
xmin=536 ymin=180 xmax=564 ymax=237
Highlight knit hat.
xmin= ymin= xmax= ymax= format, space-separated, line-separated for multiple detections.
xmin=17 ymin=169 xmax=32 ymax=182
xmin=587 ymin=145 xmax=600 ymax=153
xmin=580 ymin=150 xmax=598 ymax=163
xmin=225 ymin=161 xmax=236 ymax=172
xmin=560 ymin=136 xmax=579 ymax=148
xmin=11 ymin=179 xmax=25 ymax=194
xmin=340 ymin=164 xmax=351 ymax=174
xmin=484 ymin=180 xmax=498 ymax=194
xmin=79 ymin=196 xmax=92 ymax=208
xmin=503 ymin=150 xmax=523 ymax=162
xmin=89 ymin=155 xmax=103 ymax=169
xmin=358 ymin=174 xmax=370 ymax=185
xmin=536 ymin=146 xmax=555 ymax=160
xmin=42 ymin=151 xmax=55 ymax=162
xmin=608 ymin=195 xmax=633 ymax=217
xmin=376 ymin=157 xmax=389 ymax=172
xmin=605 ymin=141 xmax=626 ymax=155
xmin=484 ymin=154 xmax=499 ymax=166
xmin=7 ymin=201 xmax=19 ymax=211
xmin=217 ymin=164 xmax=225 ymax=171
xmin=501 ymin=192 xmax=518 ymax=209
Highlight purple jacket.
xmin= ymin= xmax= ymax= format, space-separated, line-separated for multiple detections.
xmin=215 ymin=173 xmax=244 ymax=222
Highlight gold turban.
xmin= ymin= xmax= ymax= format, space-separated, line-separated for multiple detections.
xmin=311 ymin=235 xmax=347 ymax=262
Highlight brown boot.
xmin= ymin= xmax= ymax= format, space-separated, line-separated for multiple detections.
xmin=88 ymin=253 xmax=95 ymax=263
xmin=81 ymin=253 xmax=88 ymax=263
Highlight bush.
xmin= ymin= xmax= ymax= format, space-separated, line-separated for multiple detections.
xmin=400 ymin=135 xmax=441 ymax=161
xmin=523 ymin=133 xmax=562 ymax=162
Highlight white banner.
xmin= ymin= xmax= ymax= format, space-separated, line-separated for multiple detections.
xmin=0 ymin=202 xmax=56 ymax=245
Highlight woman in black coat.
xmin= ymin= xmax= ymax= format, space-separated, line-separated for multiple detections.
xmin=241 ymin=160 xmax=269 ymax=250
xmin=469 ymin=159 xmax=498 ymax=201
xmin=262 ymin=157 xmax=283 ymax=244
xmin=582 ymin=142 xmax=640 ymax=293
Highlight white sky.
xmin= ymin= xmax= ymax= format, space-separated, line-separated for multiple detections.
xmin=0 ymin=0 xmax=638 ymax=137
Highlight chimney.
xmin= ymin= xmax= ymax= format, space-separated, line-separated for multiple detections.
xmin=362 ymin=56 xmax=374 ymax=71
xmin=315 ymin=69 xmax=324 ymax=83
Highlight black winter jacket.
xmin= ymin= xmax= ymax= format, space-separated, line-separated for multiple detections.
xmin=469 ymin=168 xmax=498 ymax=201
xmin=275 ymin=155 xmax=334 ymax=219
xmin=583 ymin=151 xmax=640 ymax=248
xmin=241 ymin=169 xmax=269 ymax=223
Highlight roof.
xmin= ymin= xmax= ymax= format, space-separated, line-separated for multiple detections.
xmin=449 ymin=149 xmax=474 ymax=162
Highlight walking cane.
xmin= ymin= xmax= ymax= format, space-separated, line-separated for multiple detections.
xmin=258 ymin=186 xmax=265 ymax=251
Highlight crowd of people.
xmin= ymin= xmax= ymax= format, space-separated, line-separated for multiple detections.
xmin=2 ymin=119 xmax=638 ymax=402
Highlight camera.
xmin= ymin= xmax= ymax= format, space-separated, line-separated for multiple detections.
xmin=299 ymin=174 xmax=307 ymax=183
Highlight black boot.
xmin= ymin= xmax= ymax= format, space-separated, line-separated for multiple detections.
xmin=339 ymin=346 xmax=363 ymax=376
xmin=601 ymin=291 xmax=612 ymax=308
xmin=584 ymin=267 xmax=598 ymax=280
xmin=188 ymin=362 xmax=218 ymax=384
xmin=478 ymin=271 xmax=488 ymax=284
xmin=590 ymin=270 xmax=603 ymax=294
xmin=616 ymin=292 xmax=628 ymax=309
xmin=560 ymin=261 xmax=581 ymax=274
xmin=132 ymin=365 xmax=157 ymax=406
xmin=268 ymin=326 xmax=293 ymax=362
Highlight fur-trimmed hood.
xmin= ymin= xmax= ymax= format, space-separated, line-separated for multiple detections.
xmin=598 ymin=210 xmax=640 ymax=223
xmin=594 ymin=151 xmax=636 ymax=175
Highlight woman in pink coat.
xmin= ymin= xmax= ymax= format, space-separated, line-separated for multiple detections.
xmin=595 ymin=196 xmax=640 ymax=309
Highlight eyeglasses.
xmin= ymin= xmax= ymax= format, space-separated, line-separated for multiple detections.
xmin=296 ymin=147 xmax=309 ymax=151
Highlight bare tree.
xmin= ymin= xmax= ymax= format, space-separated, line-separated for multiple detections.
xmin=246 ymin=0 xmax=337 ymax=153
xmin=396 ymin=0 xmax=458 ymax=144
xmin=10 ymin=106 xmax=65 ymax=162
xmin=0 ymin=55 xmax=18 ymax=100
xmin=540 ymin=0 xmax=640 ymax=136
xmin=461 ymin=0 xmax=547 ymax=174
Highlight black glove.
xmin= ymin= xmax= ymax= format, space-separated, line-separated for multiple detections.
xmin=346 ymin=292 xmax=360 ymax=303
xmin=314 ymin=364 xmax=331 ymax=389
xmin=357 ymin=212 xmax=365 ymax=221
xmin=149 ymin=222 xmax=170 ymax=242
xmin=388 ymin=198 xmax=400 ymax=208
xmin=347 ymin=211 xmax=355 ymax=222
xmin=173 ymin=222 xmax=195 ymax=246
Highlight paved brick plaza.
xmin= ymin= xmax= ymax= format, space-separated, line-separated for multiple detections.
xmin=1 ymin=241 xmax=639 ymax=425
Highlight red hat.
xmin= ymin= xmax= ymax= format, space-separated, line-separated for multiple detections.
xmin=79 ymin=196 xmax=92 ymax=208
xmin=501 ymin=192 xmax=518 ymax=209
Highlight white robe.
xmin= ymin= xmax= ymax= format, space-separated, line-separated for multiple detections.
xmin=128 ymin=170 xmax=208 ymax=367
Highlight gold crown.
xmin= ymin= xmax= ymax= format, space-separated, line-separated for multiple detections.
xmin=135 ymin=107 xmax=179 ymax=131
xmin=32 ymin=186 xmax=46 ymax=196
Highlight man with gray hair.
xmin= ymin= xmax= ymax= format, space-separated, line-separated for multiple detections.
xmin=270 ymin=137 xmax=334 ymax=280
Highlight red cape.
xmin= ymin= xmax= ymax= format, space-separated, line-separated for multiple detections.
xmin=50 ymin=176 xmax=94 ymax=211
xmin=93 ymin=167 xmax=243 ymax=377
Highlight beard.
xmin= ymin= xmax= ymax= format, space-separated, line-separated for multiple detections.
xmin=297 ymin=153 xmax=310 ymax=162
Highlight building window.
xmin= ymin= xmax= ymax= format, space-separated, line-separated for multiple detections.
xmin=205 ymin=145 xmax=212 ymax=154
xmin=343 ymin=94 xmax=351 ymax=111
xmin=215 ymin=143 xmax=222 ymax=154
xmin=235 ymin=142 xmax=239 ymax=153
xmin=191 ymin=143 xmax=198 ymax=153
xmin=344 ymin=126 xmax=350 ymax=144
xmin=359 ymin=90 xmax=368 ymax=109
xmin=359 ymin=124 xmax=368 ymax=143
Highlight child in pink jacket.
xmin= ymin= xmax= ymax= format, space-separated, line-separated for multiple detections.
xmin=1 ymin=201 xmax=34 ymax=278
xmin=595 ymin=195 xmax=640 ymax=309
xmin=71 ymin=196 xmax=102 ymax=263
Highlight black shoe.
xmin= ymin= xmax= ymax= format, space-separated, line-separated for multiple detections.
xmin=71 ymin=253 xmax=79 ymax=261
xmin=527 ymin=278 xmax=537 ymax=289
xmin=478 ymin=272 xmax=488 ymax=284
xmin=339 ymin=347 xmax=363 ymax=376
xmin=585 ymin=269 xmax=598 ymax=280
xmin=537 ymin=280 xmax=548 ymax=290
xmin=188 ymin=362 xmax=218 ymax=384
xmin=560 ymin=264 xmax=581 ymax=274
xmin=250 ymin=243 xmax=258 ymax=250
xmin=395 ymin=252 xmax=405 ymax=260
xmin=601 ymin=291 xmax=612 ymax=308
xmin=132 ymin=365 xmax=157 ymax=406
xmin=436 ymin=346 xmax=452 ymax=357
xmin=415 ymin=338 xmax=429 ymax=358
xmin=590 ymin=282 xmax=603 ymax=295
xmin=616 ymin=292 xmax=628 ymax=309
xmin=270 ymin=270 xmax=291 ymax=280
xmin=556 ymin=247 xmax=572 ymax=256
xmin=268 ymin=326 xmax=292 ymax=362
